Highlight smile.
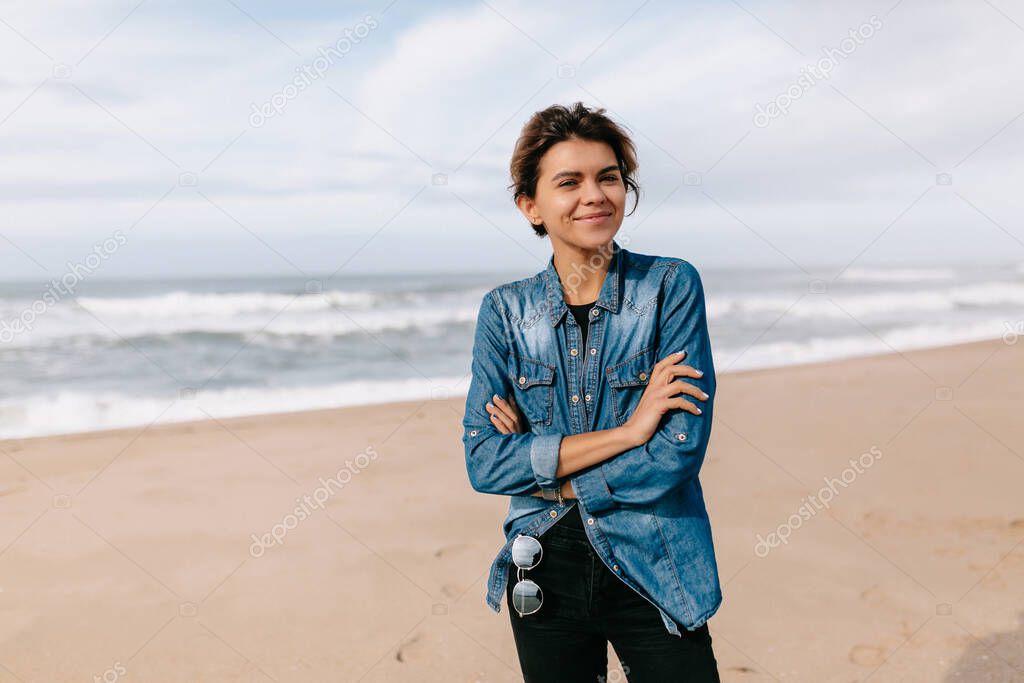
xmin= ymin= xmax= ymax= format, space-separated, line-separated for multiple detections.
xmin=574 ymin=212 xmax=612 ymax=223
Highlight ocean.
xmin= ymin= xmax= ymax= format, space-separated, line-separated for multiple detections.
xmin=2 ymin=262 xmax=1022 ymax=439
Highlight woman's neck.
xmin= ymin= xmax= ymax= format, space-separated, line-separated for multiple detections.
xmin=551 ymin=241 xmax=612 ymax=305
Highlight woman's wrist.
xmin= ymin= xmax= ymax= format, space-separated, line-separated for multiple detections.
xmin=617 ymin=422 xmax=645 ymax=449
xmin=528 ymin=479 xmax=575 ymax=500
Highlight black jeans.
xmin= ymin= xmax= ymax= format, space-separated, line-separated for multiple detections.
xmin=506 ymin=505 xmax=721 ymax=682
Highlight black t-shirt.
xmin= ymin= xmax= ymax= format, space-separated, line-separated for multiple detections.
xmin=556 ymin=300 xmax=597 ymax=530
xmin=567 ymin=300 xmax=596 ymax=348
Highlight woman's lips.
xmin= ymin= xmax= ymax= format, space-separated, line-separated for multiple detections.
xmin=575 ymin=213 xmax=612 ymax=224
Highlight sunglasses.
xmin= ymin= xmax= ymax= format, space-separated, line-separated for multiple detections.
xmin=510 ymin=534 xmax=544 ymax=617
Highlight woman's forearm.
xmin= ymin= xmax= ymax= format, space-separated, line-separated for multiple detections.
xmin=555 ymin=425 xmax=642 ymax=478
xmin=529 ymin=425 xmax=642 ymax=500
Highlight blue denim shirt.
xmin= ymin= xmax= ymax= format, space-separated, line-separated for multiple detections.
xmin=462 ymin=240 xmax=722 ymax=635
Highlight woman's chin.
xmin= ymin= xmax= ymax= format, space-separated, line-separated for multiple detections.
xmin=572 ymin=223 xmax=621 ymax=249
xmin=549 ymin=222 xmax=622 ymax=252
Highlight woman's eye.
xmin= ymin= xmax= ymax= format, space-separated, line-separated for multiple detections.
xmin=559 ymin=176 xmax=618 ymax=187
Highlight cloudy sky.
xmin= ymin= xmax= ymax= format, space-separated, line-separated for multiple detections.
xmin=1 ymin=0 xmax=1023 ymax=280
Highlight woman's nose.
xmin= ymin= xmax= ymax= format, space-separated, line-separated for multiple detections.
xmin=580 ymin=179 xmax=607 ymax=203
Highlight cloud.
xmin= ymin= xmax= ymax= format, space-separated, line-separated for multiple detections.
xmin=1 ymin=1 xmax=1023 ymax=278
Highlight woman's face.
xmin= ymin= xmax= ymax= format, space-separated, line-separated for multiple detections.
xmin=517 ymin=137 xmax=626 ymax=252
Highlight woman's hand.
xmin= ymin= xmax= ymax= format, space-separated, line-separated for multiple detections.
xmin=622 ymin=351 xmax=708 ymax=447
xmin=486 ymin=394 xmax=577 ymax=500
xmin=485 ymin=393 xmax=525 ymax=434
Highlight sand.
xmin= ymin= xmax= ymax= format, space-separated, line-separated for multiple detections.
xmin=1 ymin=338 xmax=1022 ymax=682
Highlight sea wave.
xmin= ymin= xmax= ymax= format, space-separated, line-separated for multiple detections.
xmin=707 ymin=281 xmax=1024 ymax=319
xmin=717 ymin=317 xmax=1012 ymax=371
xmin=837 ymin=267 xmax=956 ymax=282
xmin=0 ymin=375 xmax=472 ymax=440
xmin=0 ymin=304 xmax=483 ymax=348
xmin=75 ymin=287 xmax=488 ymax=318
xmin=3 ymin=280 xmax=1021 ymax=348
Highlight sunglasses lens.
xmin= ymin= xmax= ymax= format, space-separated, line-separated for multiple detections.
xmin=511 ymin=535 xmax=542 ymax=570
xmin=512 ymin=579 xmax=543 ymax=615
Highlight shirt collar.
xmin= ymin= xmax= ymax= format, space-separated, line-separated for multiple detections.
xmin=542 ymin=239 xmax=626 ymax=327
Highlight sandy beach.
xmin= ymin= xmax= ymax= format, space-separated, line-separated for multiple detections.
xmin=1 ymin=337 xmax=1022 ymax=682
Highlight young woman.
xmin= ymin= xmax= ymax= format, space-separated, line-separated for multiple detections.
xmin=462 ymin=102 xmax=722 ymax=681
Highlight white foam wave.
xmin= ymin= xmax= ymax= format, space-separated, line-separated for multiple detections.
xmin=707 ymin=281 xmax=1024 ymax=319
xmin=717 ymin=317 xmax=1012 ymax=371
xmin=73 ymin=285 xmax=491 ymax=320
xmin=0 ymin=303 xmax=483 ymax=348
xmin=77 ymin=289 xmax=406 ymax=317
xmin=837 ymin=267 xmax=956 ymax=282
xmin=6 ymin=280 xmax=1022 ymax=348
xmin=0 ymin=375 xmax=473 ymax=440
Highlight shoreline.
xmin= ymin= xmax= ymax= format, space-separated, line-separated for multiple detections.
xmin=1 ymin=336 xmax=1012 ymax=447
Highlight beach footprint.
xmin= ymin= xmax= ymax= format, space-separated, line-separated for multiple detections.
xmin=395 ymin=632 xmax=424 ymax=663
xmin=849 ymin=621 xmax=919 ymax=668
xmin=434 ymin=542 xmax=471 ymax=559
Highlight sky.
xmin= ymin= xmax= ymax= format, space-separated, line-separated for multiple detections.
xmin=1 ymin=0 xmax=1024 ymax=281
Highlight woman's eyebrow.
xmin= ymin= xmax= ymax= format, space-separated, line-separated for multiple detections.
xmin=550 ymin=165 xmax=620 ymax=182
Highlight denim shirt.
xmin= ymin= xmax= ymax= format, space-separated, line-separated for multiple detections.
xmin=462 ymin=240 xmax=722 ymax=635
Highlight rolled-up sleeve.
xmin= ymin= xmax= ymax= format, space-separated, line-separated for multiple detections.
xmin=463 ymin=291 xmax=565 ymax=495
xmin=530 ymin=434 xmax=562 ymax=489
xmin=572 ymin=261 xmax=715 ymax=514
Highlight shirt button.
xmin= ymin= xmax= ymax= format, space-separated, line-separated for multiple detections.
xmin=638 ymin=372 xmax=647 ymax=381
xmin=518 ymin=376 xmax=526 ymax=385
xmin=587 ymin=517 xmax=595 ymax=525
xmin=584 ymin=394 xmax=591 ymax=402
xmin=676 ymin=432 xmax=687 ymax=441
xmin=469 ymin=430 xmax=478 ymax=436
xmin=590 ymin=348 xmax=597 ymax=355
xmin=570 ymin=348 xmax=578 ymax=356
xmin=612 ymin=564 xmax=620 ymax=572
xmin=571 ymin=394 xmax=579 ymax=403
xmin=549 ymin=510 xmax=558 ymax=518
xmin=591 ymin=309 xmax=600 ymax=317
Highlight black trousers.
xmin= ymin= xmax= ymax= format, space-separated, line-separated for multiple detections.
xmin=506 ymin=506 xmax=721 ymax=682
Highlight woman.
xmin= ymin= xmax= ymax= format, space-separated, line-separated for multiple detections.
xmin=462 ymin=102 xmax=722 ymax=681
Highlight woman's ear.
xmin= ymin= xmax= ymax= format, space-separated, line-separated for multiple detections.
xmin=515 ymin=192 xmax=539 ymax=225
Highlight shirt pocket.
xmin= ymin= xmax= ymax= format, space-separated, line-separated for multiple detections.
xmin=509 ymin=354 xmax=556 ymax=427
xmin=605 ymin=345 xmax=656 ymax=426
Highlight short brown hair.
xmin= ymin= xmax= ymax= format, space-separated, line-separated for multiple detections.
xmin=508 ymin=102 xmax=640 ymax=237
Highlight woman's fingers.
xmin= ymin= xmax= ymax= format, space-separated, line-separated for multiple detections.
xmin=493 ymin=394 xmax=523 ymax=430
xmin=493 ymin=393 xmax=515 ymax=412
xmin=652 ymin=351 xmax=706 ymax=385
xmin=486 ymin=400 xmax=515 ymax=433
xmin=653 ymin=350 xmax=686 ymax=377
xmin=669 ymin=396 xmax=702 ymax=416
xmin=486 ymin=394 xmax=523 ymax=433
xmin=664 ymin=363 xmax=704 ymax=380
xmin=665 ymin=379 xmax=709 ymax=401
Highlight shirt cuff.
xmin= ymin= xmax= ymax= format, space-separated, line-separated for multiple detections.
xmin=529 ymin=433 xmax=563 ymax=489
xmin=571 ymin=465 xmax=615 ymax=514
